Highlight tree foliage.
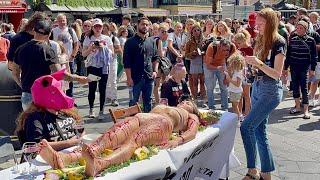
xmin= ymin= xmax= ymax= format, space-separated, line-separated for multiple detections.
xmin=43 ymin=0 xmax=113 ymax=7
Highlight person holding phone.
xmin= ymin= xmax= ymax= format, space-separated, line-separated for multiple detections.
xmin=240 ymin=8 xmax=287 ymax=180
xmin=82 ymin=18 xmax=114 ymax=119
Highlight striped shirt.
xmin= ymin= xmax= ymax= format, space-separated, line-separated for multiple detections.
xmin=285 ymin=34 xmax=318 ymax=71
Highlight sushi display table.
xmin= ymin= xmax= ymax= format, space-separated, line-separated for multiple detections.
xmin=0 ymin=111 xmax=240 ymax=180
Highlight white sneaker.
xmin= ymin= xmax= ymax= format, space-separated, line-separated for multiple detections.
xmin=98 ymin=111 xmax=104 ymax=120
xmin=89 ymin=109 xmax=95 ymax=118
xmin=309 ymin=99 xmax=316 ymax=107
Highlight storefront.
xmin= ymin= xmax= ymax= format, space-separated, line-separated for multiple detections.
xmin=0 ymin=0 xmax=27 ymax=31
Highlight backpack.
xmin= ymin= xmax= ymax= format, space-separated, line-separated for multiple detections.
xmin=152 ymin=37 xmax=172 ymax=76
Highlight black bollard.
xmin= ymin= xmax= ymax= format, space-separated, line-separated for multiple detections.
xmin=0 ymin=62 xmax=22 ymax=137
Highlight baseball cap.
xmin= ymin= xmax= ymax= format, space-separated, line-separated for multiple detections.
xmin=34 ymin=20 xmax=52 ymax=35
xmin=123 ymin=14 xmax=132 ymax=21
xmin=92 ymin=18 xmax=103 ymax=26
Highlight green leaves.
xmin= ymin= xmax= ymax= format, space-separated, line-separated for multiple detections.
xmin=45 ymin=0 xmax=113 ymax=8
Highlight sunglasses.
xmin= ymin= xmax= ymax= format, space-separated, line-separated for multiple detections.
xmin=233 ymin=22 xmax=239 ymax=24
xmin=193 ymin=29 xmax=201 ymax=32
xmin=161 ymin=30 xmax=168 ymax=34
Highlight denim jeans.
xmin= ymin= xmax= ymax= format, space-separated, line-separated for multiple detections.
xmin=129 ymin=77 xmax=154 ymax=113
xmin=290 ymin=66 xmax=308 ymax=104
xmin=21 ymin=92 xmax=32 ymax=111
xmin=203 ymin=66 xmax=229 ymax=110
xmin=240 ymin=78 xmax=283 ymax=173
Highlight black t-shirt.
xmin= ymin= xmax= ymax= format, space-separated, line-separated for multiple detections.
xmin=7 ymin=31 xmax=33 ymax=61
xmin=23 ymin=111 xmax=76 ymax=143
xmin=257 ymin=36 xmax=287 ymax=76
xmin=161 ymin=79 xmax=190 ymax=106
xmin=14 ymin=40 xmax=57 ymax=93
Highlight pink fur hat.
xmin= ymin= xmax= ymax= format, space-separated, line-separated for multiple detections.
xmin=31 ymin=69 xmax=74 ymax=110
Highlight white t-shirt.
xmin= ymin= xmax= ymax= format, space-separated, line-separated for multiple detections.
xmin=228 ymin=71 xmax=243 ymax=93
xmin=118 ymin=37 xmax=127 ymax=47
xmin=83 ymin=34 xmax=113 ymax=49
xmin=52 ymin=27 xmax=79 ymax=56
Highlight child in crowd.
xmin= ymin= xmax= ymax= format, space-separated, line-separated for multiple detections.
xmin=224 ymin=53 xmax=245 ymax=121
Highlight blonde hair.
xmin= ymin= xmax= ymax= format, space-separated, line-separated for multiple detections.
xmin=227 ymin=53 xmax=245 ymax=74
xmin=71 ymin=22 xmax=82 ymax=39
xmin=234 ymin=29 xmax=251 ymax=44
xmin=159 ymin=23 xmax=169 ymax=31
xmin=213 ymin=21 xmax=231 ymax=36
xmin=117 ymin=25 xmax=128 ymax=37
xmin=203 ymin=19 xmax=215 ymax=33
xmin=255 ymin=8 xmax=279 ymax=61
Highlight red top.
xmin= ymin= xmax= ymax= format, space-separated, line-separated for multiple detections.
xmin=0 ymin=37 xmax=9 ymax=61
xmin=239 ymin=47 xmax=254 ymax=57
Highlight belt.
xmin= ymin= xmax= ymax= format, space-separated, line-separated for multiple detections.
xmin=255 ymin=75 xmax=276 ymax=81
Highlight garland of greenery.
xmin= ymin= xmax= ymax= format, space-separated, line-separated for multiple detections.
xmin=34 ymin=0 xmax=113 ymax=8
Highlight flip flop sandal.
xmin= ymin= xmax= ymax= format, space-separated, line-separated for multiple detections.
xmin=244 ymin=173 xmax=264 ymax=180
xmin=289 ymin=108 xmax=302 ymax=114
xmin=303 ymin=114 xmax=311 ymax=119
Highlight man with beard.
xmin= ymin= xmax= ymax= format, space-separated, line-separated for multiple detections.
xmin=123 ymin=16 xmax=159 ymax=112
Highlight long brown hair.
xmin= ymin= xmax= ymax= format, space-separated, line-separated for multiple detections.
xmin=255 ymin=8 xmax=279 ymax=61
xmin=190 ymin=24 xmax=203 ymax=45
xmin=15 ymin=103 xmax=81 ymax=135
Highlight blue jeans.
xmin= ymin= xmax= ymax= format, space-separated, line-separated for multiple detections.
xmin=129 ymin=77 xmax=154 ymax=113
xmin=21 ymin=92 xmax=32 ymax=111
xmin=240 ymin=78 xmax=283 ymax=173
xmin=203 ymin=66 xmax=229 ymax=110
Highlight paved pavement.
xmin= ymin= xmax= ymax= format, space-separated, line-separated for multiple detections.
xmin=2 ymin=79 xmax=320 ymax=179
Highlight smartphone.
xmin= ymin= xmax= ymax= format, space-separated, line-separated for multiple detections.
xmin=93 ymin=41 xmax=100 ymax=47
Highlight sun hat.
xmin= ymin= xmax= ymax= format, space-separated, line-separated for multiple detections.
xmin=31 ymin=69 xmax=74 ymax=110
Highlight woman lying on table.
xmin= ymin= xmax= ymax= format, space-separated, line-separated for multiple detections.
xmin=15 ymin=69 xmax=84 ymax=151
xmin=160 ymin=63 xmax=191 ymax=106
xmin=38 ymin=98 xmax=200 ymax=177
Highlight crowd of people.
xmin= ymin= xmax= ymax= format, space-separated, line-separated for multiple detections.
xmin=0 ymin=6 xmax=319 ymax=180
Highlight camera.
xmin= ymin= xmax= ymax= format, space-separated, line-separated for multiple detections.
xmin=94 ymin=41 xmax=100 ymax=46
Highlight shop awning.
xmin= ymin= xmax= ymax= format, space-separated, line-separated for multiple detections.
xmin=66 ymin=6 xmax=88 ymax=12
xmin=87 ymin=7 xmax=105 ymax=12
xmin=136 ymin=8 xmax=169 ymax=17
xmin=177 ymin=6 xmax=212 ymax=16
xmin=46 ymin=4 xmax=70 ymax=12
xmin=0 ymin=0 xmax=27 ymax=13
xmin=0 ymin=7 xmax=26 ymax=13
xmin=99 ymin=7 xmax=138 ymax=16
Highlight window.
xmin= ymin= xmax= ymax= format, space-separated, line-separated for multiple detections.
xmin=159 ymin=0 xmax=178 ymax=5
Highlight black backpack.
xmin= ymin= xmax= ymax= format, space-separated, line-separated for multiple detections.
xmin=152 ymin=37 xmax=172 ymax=76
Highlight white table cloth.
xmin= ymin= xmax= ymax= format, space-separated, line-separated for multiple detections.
xmin=0 ymin=111 xmax=240 ymax=180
